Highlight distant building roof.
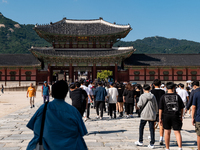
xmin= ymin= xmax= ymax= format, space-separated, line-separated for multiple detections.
xmin=0 ymin=54 xmax=41 ymax=67
xmin=124 ymin=54 xmax=200 ymax=67
xmin=34 ymin=18 xmax=131 ymax=36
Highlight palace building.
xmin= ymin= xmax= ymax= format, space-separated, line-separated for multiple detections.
xmin=0 ymin=17 xmax=200 ymax=86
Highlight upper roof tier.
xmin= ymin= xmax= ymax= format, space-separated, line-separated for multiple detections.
xmin=34 ymin=18 xmax=132 ymax=36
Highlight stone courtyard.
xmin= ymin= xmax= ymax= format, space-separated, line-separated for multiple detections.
xmin=0 ymin=93 xmax=198 ymax=150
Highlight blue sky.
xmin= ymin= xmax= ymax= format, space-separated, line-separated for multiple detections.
xmin=0 ymin=0 xmax=200 ymax=42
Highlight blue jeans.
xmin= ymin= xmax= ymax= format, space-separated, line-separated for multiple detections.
xmin=139 ymin=119 xmax=155 ymax=145
xmin=43 ymin=95 xmax=49 ymax=103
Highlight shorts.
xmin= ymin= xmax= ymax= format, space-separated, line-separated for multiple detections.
xmin=195 ymin=122 xmax=200 ymax=136
xmin=163 ymin=115 xmax=182 ymax=130
xmin=30 ymin=97 xmax=34 ymax=101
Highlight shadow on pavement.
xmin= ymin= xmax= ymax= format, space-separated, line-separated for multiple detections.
xmin=88 ymin=130 xmax=127 ymax=135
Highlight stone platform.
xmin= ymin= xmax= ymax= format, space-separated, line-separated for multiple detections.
xmin=0 ymin=96 xmax=197 ymax=150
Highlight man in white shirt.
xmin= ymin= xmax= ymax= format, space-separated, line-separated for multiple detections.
xmin=81 ymin=81 xmax=93 ymax=121
xmin=176 ymin=83 xmax=181 ymax=93
xmin=107 ymin=83 xmax=118 ymax=119
xmin=177 ymin=83 xmax=189 ymax=118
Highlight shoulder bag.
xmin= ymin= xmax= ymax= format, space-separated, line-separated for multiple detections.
xmin=138 ymin=99 xmax=149 ymax=115
xmin=34 ymin=102 xmax=49 ymax=150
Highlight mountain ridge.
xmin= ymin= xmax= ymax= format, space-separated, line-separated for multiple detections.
xmin=0 ymin=13 xmax=200 ymax=54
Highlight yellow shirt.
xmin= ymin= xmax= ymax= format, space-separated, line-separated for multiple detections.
xmin=27 ymin=87 xmax=36 ymax=97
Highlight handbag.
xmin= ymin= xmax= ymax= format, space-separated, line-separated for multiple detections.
xmin=138 ymin=99 xmax=149 ymax=115
xmin=34 ymin=102 xmax=49 ymax=150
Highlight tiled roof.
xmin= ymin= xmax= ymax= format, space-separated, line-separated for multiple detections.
xmin=0 ymin=54 xmax=41 ymax=67
xmin=34 ymin=18 xmax=131 ymax=36
xmin=124 ymin=54 xmax=200 ymax=67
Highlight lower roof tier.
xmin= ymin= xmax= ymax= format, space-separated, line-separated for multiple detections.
xmin=30 ymin=47 xmax=134 ymax=64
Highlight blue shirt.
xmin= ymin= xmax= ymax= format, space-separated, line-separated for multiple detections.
xmin=192 ymin=91 xmax=200 ymax=122
xmin=94 ymin=86 xmax=107 ymax=101
xmin=26 ymin=99 xmax=88 ymax=150
xmin=42 ymin=85 xmax=49 ymax=96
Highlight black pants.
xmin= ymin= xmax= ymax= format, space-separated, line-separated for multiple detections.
xmin=109 ymin=103 xmax=116 ymax=118
xmin=87 ymin=103 xmax=90 ymax=118
xmin=126 ymin=103 xmax=134 ymax=115
xmin=76 ymin=107 xmax=84 ymax=117
xmin=139 ymin=120 xmax=155 ymax=145
xmin=96 ymin=101 xmax=105 ymax=117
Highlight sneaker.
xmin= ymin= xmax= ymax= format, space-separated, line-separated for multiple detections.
xmin=100 ymin=117 xmax=103 ymax=120
xmin=188 ymin=114 xmax=191 ymax=117
xmin=84 ymin=117 xmax=87 ymax=122
xmin=148 ymin=136 xmax=151 ymax=139
xmin=135 ymin=141 xmax=143 ymax=146
xmin=126 ymin=115 xmax=129 ymax=118
xmin=96 ymin=116 xmax=99 ymax=119
xmin=148 ymin=144 xmax=154 ymax=149
xmin=110 ymin=116 xmax=112 ymax=119
xmin=130 ymin=115 xmax=134 ymax=118
xmin=33 ymin=105 xmax=35 ymax=107
xmin=30 ymin=106 xmax=32 ymax=108
xmin=160 ymin=140 xmax=164 ymax=145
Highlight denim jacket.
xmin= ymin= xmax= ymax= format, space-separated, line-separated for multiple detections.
xmin=94 ymin=86 xmax=107 ymax=101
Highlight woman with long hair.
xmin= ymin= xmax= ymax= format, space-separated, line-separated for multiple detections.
xmin=123 ymin=83 xmax=135 ymax=118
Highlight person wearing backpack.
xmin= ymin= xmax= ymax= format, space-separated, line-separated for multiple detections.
xmin=42 ymin=81 xmax=50 ymax=103
xmin=135 ymin=84 xmax=158 ymax=149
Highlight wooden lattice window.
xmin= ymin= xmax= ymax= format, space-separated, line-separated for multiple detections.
xmin=134 ymin=71 xmax=140 ymax=75
xmin=134 ymin=76 xmax=139 ymax=80
xmin=177 ymin=71 xmax=183 ymax=75
xmin=163 ymin=71 xmax=169 ymax=81
xmin=25 ymin=71 xmax=32 ymax=81
xmin=163 ymin=71 xmax=169 ymax=75
xmin=164 ymin=76 xmax=169 ymax=80
xmin=191 ymin=71 xmax=197 ymax=81
xmin=177 ymin=71 xmax=183 ymax=81
xmin=191 ymin=71 xmax=197 ymax=75
xmin=10 ymin=71 xmax=16 ymax=81
xmin=149 ymin=71 xmax=155 ymax=81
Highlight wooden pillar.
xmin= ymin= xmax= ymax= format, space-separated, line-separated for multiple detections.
xmin=158 ymin=67 xmax=160 ymax=80
xmin=172 ymin=68 xmax=174 ymax=81
xmin=92 ymin=64 xmax=96 ymax=81
xmin=36 ymin=68 xmax=38 ymax=85
xmin=88 ymin=71 xmax=90 ymax=80
xmin=64 ymin=71 xmax=66 ymax=81
xmin=5 ymin=68 xmax=7 ymax=86
xmin=69 ymin=64 xmax=73 ymax=83
xmin=186 ymin=67 xmax=188 ymax=81
xmin=75 ymin=71 xmax=78 ymax=80
xmin=144 ymin=67 xmax=146 ymax=84
xmin=115 ymin=64 xmax=118 ymax=82
xmin=19 ymin=68 xmax=21 ymax=86
xmin=47 ymin=65 xmax=50 ymax=84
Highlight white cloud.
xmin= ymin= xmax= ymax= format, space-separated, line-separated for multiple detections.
xmin=2 ymin=0 xmax=8 ymax=3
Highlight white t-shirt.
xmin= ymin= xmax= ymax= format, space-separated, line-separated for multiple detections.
xmin=177 ymin=89 xmax=189 ymax=103
xmin=80 ymin=85 xmax=93 ymax=103
xmin=176 ymin=87 xmax=181 ymax=93
xmin=107 ymin=87 xmax=118 ymax=104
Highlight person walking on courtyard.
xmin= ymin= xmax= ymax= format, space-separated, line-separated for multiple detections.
xmin=27 ymin=83 xmax=36 ymax=108
xmin=151 ymin=79 xmax=165 ymax=145
xmin=94 ymin=81 xmax=107 ymax=120
xmin=123 ymin=83 xmax=134 ymax=118
xmin=117 ymin=84 xmax=124 ymax=117
xmin=135 ymin=84 xmax=158 ymax=149
xmin=159 ymin=82 xmax=184 ymax=150
xmin=134 ymin=84 xmax=143 ymax=117
xmin=177 ymin=83 xmax=189 ymax=118
xmin=192 ymin=89 xmax=200 ymax=150
xmin=1 ymin=84 xmax=4 ymax=94
xmin=27 ymin=80 xmax=88 ymax=150
xmin=42 ymin=81 xmax=50 ymax=103
xmin=70 ymin=82 xmax=88 ymax=117
xmin=186 ymin=81 xmax=200 ymax=115
xmin=107 ymin=83 xmax=118 ymax=119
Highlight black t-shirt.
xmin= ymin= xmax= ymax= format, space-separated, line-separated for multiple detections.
xmin=123 ymin=89 xmax=134 ymax=103
xmin=159 ymin=93 xmax=185 ymax=117
xmin=117 ymin=88 xmax=124 ymax=102
xmin=70 ymin=88 xmax=88 ymax=108
xmin=151 ymin=89 xmax=165 ymax=106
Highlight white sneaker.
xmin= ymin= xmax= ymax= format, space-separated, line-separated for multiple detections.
xmin=148 ymin=136 xmax=151 ymax=139
xmin=148 ymin=144 xmax=154 ymax=149
xmin=96 ymin=116 xmax=99 ymax=119
xmin=84 ymin=117 xmax=87 ymax=122
xmin=100 ymin=117 xmax=103 ymax=120
xmin=135 ymin=141 xmax=143 ymax=146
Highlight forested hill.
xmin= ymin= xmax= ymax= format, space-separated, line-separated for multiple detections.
xmin=0 ymin=12 xmax=200 ymax=54
xmin=0 ymin=12 xmax=50 ymax=54
xmin=114 ymin=37 xmax=200 ymax=54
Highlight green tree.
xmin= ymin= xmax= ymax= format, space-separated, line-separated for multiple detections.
xmin=97 ymin=70 xmax=113 ymax=81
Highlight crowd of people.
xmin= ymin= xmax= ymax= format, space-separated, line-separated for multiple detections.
xmin=25 ymin=79 xmax=200 ymax=150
